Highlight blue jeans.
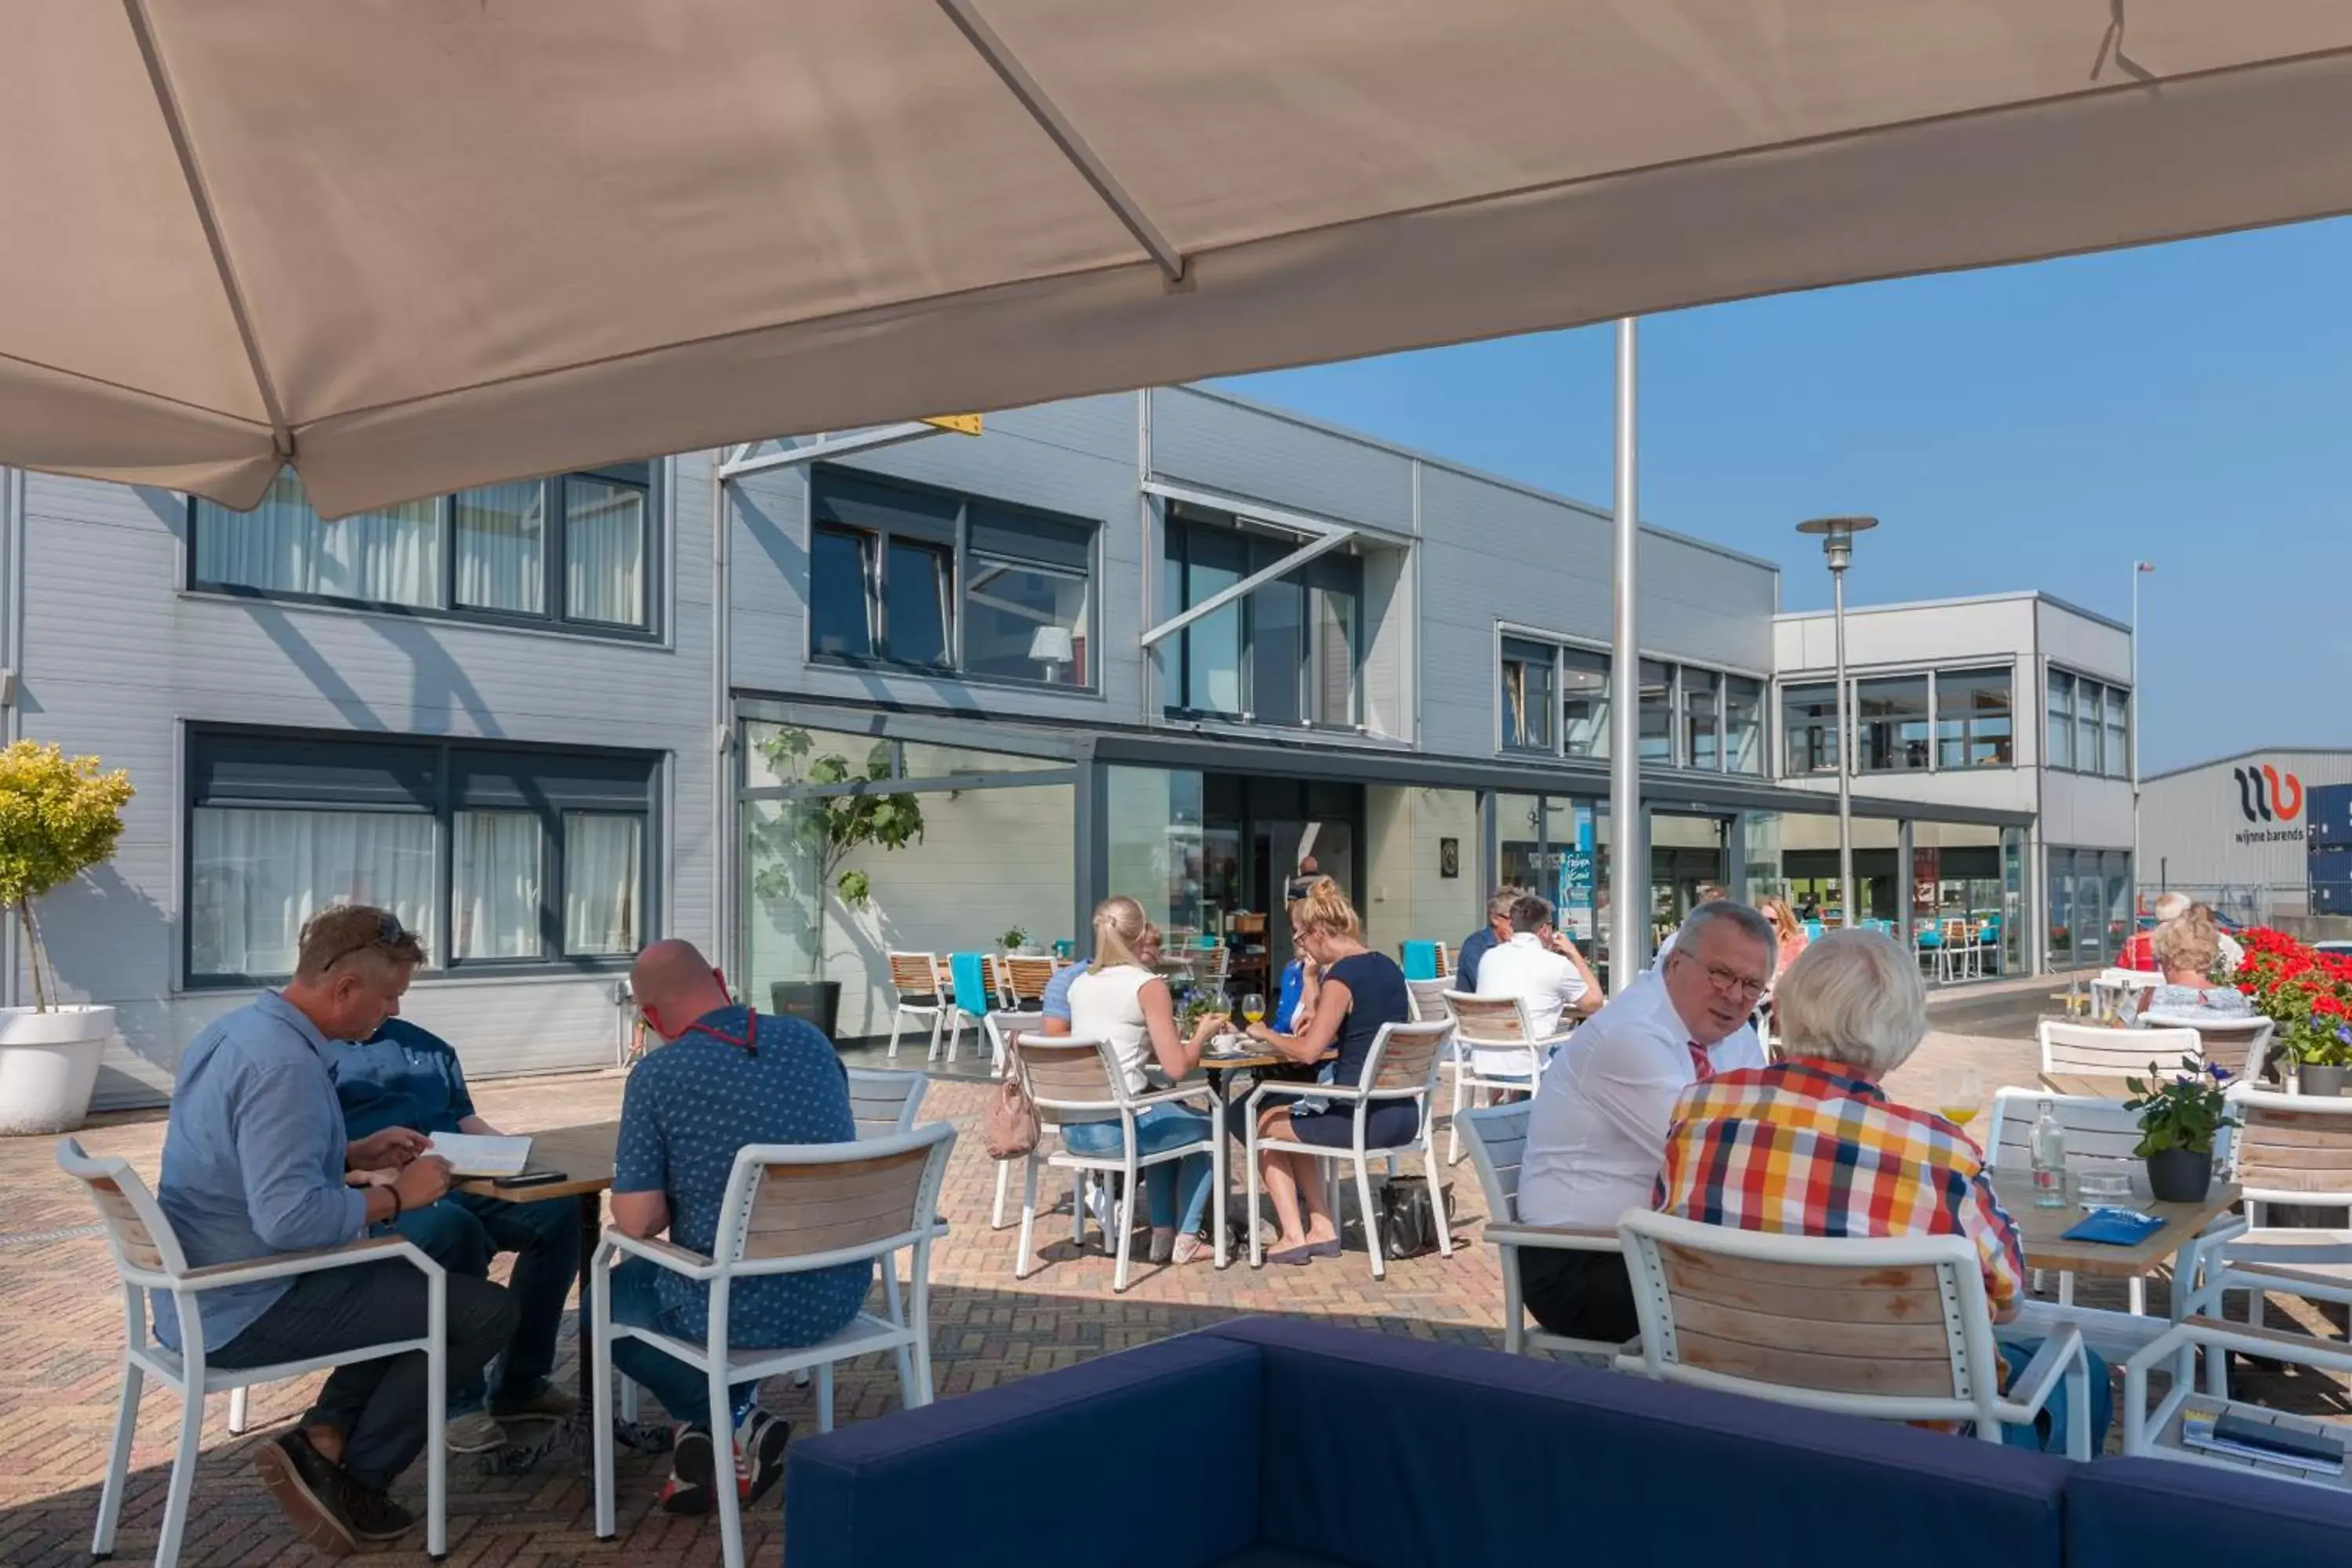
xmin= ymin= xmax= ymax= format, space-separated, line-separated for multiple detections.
xmin=390 ymin=1192 xmax=580 ymax=1414
xmin=1062 ymin=1103 xmax=1214 ymax=1235
xmin=1997 ymin=1338 xmax=2113 ymax=1455
xmin=604 ymin=1257 xmax=760 ymax=1431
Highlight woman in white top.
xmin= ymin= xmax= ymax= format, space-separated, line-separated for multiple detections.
xmin=1064 ymin=897 xmax=1229 ymax=1265
xmin=2133 ymin=919 xmax=2255 ymax=1022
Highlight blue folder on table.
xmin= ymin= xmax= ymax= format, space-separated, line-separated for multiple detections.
xmin=2060 ymin=1207 xmax=2166 ymax=1246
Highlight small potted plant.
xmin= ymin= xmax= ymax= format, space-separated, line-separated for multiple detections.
xmin=0 ymin=741 xmax=134 ymax=1135
xmin=2290 ymin=1026 xmax=2352 ymax=1098
xmin=998 ymin=926 xmax=1031 ymax=956
xmin=2123 ymin=1061 xmax=2234 ymax=1203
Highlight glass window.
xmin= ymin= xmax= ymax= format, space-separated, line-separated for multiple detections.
xmin=455 ymin=479 xmax=546 ymax=614
xmin=2045 ymin=846 xmax=2075 ymax=964
xmin=2047 ymin=670 xmax=2075 ymax=771
xmin=186 ymin=731 xmax=654 ymax=982
xmin=190 ymin=808 xmax=439 ymax=979
xmin=564 ymin=814 xmax=642 ymax=954
xmin=1682 ymin=668 xmax=1721 ymax=771
xmin=194 ymin=466 xmax=649 ymax=633
xmin=1501 ymin=638 xmax=1556 ymax=752
xmin=1249 ymin=572 xmax=1307 ymax=728
xmin=1561 ymin=647 xmax=1610 ymax=758
xmin=2077 ymin=678 xmax=2103 ymax=777
xmin=883 ymin=539 xmax=953 ymax=666
xmin=1174 ymin=518 xmax=1247 ymax=716
xmin=1856 ymin=674 xmax=1931 ymax=772
xmin=193 ymin=471 xmax=440 ymax=608
xmin=809 ymin=527 xmax=874 ymax=658
xmin=1163 ymin=506 xmax=1362 ymax=729
xmin=1782 ymin=682 xmax=1839 ymax=775
xmin=564 ymin=474 xmax=648 ymax=626
xmin=1723 ymin=675 xmax=1763 ymax=775
xmin=1639 ymin=660 xmax=1675 ymax=765
xmin=2104 ymin=687 xmax=2130 ymax=779
xmin=1308 ymin=575 xmax=1359 ymax=728
xmin=963 ymin=505 xmax=1092 ymax=688
xmin=452 ymin=811 xmax=543 ymax=959
xmin=1936 ymin=667 xmax=2013 ymax=768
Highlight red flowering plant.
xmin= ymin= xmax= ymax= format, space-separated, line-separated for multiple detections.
xmin=2234 ymin=927 xmax=2352 ymax=1069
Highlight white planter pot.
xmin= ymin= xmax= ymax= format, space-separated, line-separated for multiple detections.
xmin=0 ymin=1004 xmax=115 ymax=1136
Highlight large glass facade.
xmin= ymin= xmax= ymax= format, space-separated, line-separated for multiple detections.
xmin=2044 ymin=845 xmax=2135 ymax=969
xmin=1751 ymin=811 xmax=1901 ymax=927
xmin=1911 ymin=820 xmax=2006 ymax=975
xmin=1493 ymin=793 xmax=1611 ymax=975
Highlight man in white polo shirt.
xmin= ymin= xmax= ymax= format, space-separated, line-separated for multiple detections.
xmin=1473 ymin=893 xmax=1603 ymax=1039
xmin=1514 ymin=900 xmax=1776 ymax=1344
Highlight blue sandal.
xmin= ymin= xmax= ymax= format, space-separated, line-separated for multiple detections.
xmin=1265 ymin=1243 xmax=1316 ymax=1265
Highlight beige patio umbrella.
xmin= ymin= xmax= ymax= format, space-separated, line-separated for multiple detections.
xmin=5 ymin=0 xmax=2350 ymax=517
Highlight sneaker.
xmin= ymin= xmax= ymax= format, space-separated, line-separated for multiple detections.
xmin=490 ymin=1382 xmax=579 ymax=1421
xmin=736 ymin=1409 xmax=792 ymax=1507
xmin=339 ymin=1482 xmax=416 ymax=1544
xmin=252 ymin=1432 xmax=360 ymax=1557
xmin=659 ymin=1424 xmax=715 ymax=1516
xmin=445 ymin=1409 xmax=506 ymax=1453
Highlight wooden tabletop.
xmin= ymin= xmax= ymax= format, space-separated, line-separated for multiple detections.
xmin=454 ymin=1121 xmax=619 ymax=1203
xmin=1991 ymin=1169 xmax=2239 ymax=1277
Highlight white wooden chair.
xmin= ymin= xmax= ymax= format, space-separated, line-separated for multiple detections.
xmin=2122 ymin=1315 xmax=2352 ymax=1486
xmin=1001 ymin=954 xmax=1059 ymax=1011
xmin=1188 ymin=944 xmax=1232 ymax=992
xmin=1441 ymin=991 xmax=1570 ymax=1166
xmin=941 ymin=954 xmax=1011 ymax=1061
xmin=1403 ymin=975 xmax=1454 ymax=1025
xmin=2091 ymin=967 xmax=2161 ymax=1025
xmin=56 ymin=1137 xmax=452 ymax=1566
xmin=2138 ymin=1014 xmax=2275 ymax=1082
xmin=1984 ymin=1088 xmax=2235 ymax=1341
xmin=1457 ymin=1102 xmax=1629 ymax=1364
xmin=590 ymin=1123 xmax=956 ymax=1568
xmin=2040 ymin=1018 xmax=2202 ymax=1077
xmin=1244 ymin=1018 xmax=1454 ymax=1280
xmin=982 ymin=1009 xmax=1044 ymax=1229
xmin=1617 ymin=1210 xmax=2095 ymax=1460
xmin=844 ymin=1066 xmax=931 ymax=1394
xmin=2172 ymin=1088 xmax=2352 ymax=1390
xmin=883 ymin=952 xmax=947 ymax=1062
xmin=1007 ymin=1036 xmax=1215 ymax=1293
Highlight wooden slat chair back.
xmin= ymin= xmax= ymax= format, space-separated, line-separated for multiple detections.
xmin=1003 ymin=955 xmax=1058 ymax=1006
xmin=1405 ymin=975 xmax=1454 ymax=1025
xmin=975 ymin=953 xmax=1009 ymax=1008
xmin=724 ymin=1127 xmax=956 ymax=1267
xmin=1445 ymin=992 xmax=1535 ymax=1044
xmin=1013 ymin=1036 xmax=1123 ymax=1125
xmin=2040 ymin=1019 xmax=2201 ymax=1076
xmin=1189 ymin=946 xmax=1231 ymax=987
xmin=1433 ymin=942 xmax=1454 ymax=978
xmin=844 ymin=1068 xmax=927 ymax=1139
xmin=887 ymin=951 xmax=944 ymax=999
xmin=2178 ymin=1017 xmax=2274 ymax=1080
xmin=2227 ymin=1090 xmax=2352 ymax=1203
xmin=1986 ymin=1089 xmax=2151 ymax=1174
xmin=1367 ymin=1018 xmax=1453 ymax=1093
xmin=60 ymin=1141 xmax=191 ymax=1284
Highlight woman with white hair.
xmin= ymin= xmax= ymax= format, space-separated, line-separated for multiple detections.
xmin=1652 ymin=930 xmax=2110 ymax=1454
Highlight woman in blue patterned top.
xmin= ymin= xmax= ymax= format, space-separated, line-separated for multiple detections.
xmin=1241 ymin=878 xmax=1413 ymax=1265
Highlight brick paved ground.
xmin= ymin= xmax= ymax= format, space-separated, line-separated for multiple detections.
xmin=2 ymin=1029 xmax=2343 ymax=1566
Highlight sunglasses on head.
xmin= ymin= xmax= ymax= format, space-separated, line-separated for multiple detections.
xmin=322 ymin=911 xmax=412 ymax=973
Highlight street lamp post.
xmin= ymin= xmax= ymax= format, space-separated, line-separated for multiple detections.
xmin=1798 ymin=517 xmax=1878 ymax=927
xmin=2131 ymin=561 xmax=2154 ymax=912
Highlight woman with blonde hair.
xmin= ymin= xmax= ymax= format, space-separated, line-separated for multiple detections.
xmin=1242 ymin=877 xmax=1414 ymax=1265
xmin=1757 ymin=897 xmax=1809 ymax=989
xmin=1063 ymin=897 xmax=1229 ymax=1265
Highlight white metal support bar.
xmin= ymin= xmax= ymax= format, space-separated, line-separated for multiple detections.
xmin=1138 ymin=526 xmax=1356 ymax=649
xmin=936 ymin=0 xmax=1187 ymax=285
xmin=719 ymin=423 xmax=943 ymax=481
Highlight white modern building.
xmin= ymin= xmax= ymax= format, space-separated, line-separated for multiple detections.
xmin=2141 ymin=747 xmax=2352 ymax=921
xmin=0 ymin=386 xmax=2140 ymax=1109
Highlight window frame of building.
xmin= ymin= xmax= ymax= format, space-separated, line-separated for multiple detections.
xmin=1494 ymin=630 xmax=1754 ymax=773
xmin=808 ymin=466 xmax=1101 ymax=689
xmin=1163 ymin=503 xmax=1363 ymax=731
xmin=1561 ymin=645 xmax=1613 ymax=760
xmin=1723 ymin=674 xmax=1765 ymax=775
xmin=1934 ymin=666 xmax=2015 ymax=769
xmin=1854 ymin=672 xmax=1933 ymax=773
xmin=1682 ymin=666 xmax=1722 ymax=771
xmin=1781 ymin=681 xmax=1841 ymax=776
xmin=2043 ymin=665 xmax=2131 ymax=778
xmin=1499 ymin=637 xmax=1557 ymax=753
xmin=188 ymin=463 xmax=660 ymax=639
xmin=184 ymin=727 xmax=660 ymax=987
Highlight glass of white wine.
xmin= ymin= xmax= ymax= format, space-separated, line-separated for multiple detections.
xmin=1939 ymin=1065 xmax=1982 ymax=1130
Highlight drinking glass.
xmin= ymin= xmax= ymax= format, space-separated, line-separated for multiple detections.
xmin=1240 ymin=992 xmax=1266 ymax=1026
xmin=1938 ymin=1065 xmax=1982 ymax=1128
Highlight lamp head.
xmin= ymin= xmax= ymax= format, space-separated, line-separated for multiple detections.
xmin=1796 ymin=514 xmax=1878 ymax=572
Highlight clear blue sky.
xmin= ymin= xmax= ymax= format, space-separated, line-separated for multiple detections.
xmin=1214 ymin=216 xmax=2352 ymax=776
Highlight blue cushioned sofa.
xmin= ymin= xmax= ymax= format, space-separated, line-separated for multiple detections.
xmin=784 ymin=1316 xmax=2352 ymax=1567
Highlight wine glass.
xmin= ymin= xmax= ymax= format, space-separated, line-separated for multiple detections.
xmin=1241 ymin=992 xmax=1266 ymax=1027
xmin=1938 ymin=1065 xmax=1982 ymax=1129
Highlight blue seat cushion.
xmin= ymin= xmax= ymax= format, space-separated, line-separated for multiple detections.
xmin=1204 ymin=1317 xmax=2068 ymax=1568
xmin=2066 ymin=1455 xmax=2352 ymax=1568
xmin=786 ymin=1332 xmax=1261 ymax=1568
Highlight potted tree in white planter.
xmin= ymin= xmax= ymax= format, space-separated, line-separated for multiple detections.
xmin=0 ymin=740 xmax=132 ymax=1135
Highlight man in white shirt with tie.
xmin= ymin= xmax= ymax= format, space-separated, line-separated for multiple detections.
xmin=1514 ymin=900 xmax=1777 ymax=1345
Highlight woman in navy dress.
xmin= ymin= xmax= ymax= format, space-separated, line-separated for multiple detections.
xmin=1241 ymin=877 xmax=1414 ymax=1265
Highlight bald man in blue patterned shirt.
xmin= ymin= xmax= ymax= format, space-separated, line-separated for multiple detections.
xmin=608 ymin=940 xmax=867 ymax=1516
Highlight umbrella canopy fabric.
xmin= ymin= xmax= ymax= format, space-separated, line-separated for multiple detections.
xmin=6 ymin=1 xmax=2351 ymax=516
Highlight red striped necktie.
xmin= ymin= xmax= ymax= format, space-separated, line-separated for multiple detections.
xmin=1686 ymin=1040 xmax=1715 ymax=1083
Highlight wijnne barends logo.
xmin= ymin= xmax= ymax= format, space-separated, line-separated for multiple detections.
xmin=2234 ymin=764 xmax=2304 ymax=825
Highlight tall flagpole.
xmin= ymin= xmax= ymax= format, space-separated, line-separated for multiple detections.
xmin=2131 ymin=561 xmax=2153 ymax=909
xmin=1609 ymin=319 xmax=1645 ymax=991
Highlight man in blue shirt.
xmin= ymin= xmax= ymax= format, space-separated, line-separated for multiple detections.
xmin=1457 ymin=889 xmax=1518 ymax=991
xmin=157 ymin=906 xmax=517 ymax=1555
xmin=334 ymin=1016 xmax=581 ymax=1450
xmin=609 ymin=939 xmax=866 ymax=1515
xmin=1037 ymin=955 xmax=1088 ymax=1032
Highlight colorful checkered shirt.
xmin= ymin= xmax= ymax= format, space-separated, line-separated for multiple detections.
xmin=1653 ymin=1057 xmax=2026 ymax=1315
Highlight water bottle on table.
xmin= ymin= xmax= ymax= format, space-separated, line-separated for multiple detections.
xmin=2030 ymin=1098 xmax=2068 ymax=1208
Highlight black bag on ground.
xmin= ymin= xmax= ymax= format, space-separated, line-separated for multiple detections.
xmin=1376 ymin=1175 xmax=1453 ymax=1260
